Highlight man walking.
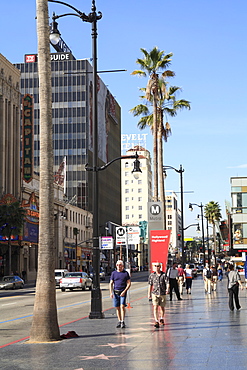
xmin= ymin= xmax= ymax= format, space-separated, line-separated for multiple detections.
xmin=167 ymin=263 xmax=182 ymax=301
xmin=109 ymin=260 xmax=131 ymax=328
xmin=148 ymin=263 xmax=167 ymax=328
xmin=227 ymin=264 xmax=243 ymax=311
xmin=203 ymin=263 xmax=212 ymax=294
xmin=177 ymin=264 xmax=185 ymax=295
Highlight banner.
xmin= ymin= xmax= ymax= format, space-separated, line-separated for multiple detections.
xmin=150 ymin=230 xmax=171 ymax=272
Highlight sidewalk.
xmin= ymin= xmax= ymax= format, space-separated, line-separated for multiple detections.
xmin=1 ymin=276 xmax=247 ymax=369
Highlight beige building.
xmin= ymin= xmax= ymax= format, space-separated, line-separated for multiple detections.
xmin=0 ymin=54 xmax=21 ymax=198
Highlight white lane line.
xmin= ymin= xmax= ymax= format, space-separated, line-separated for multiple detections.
xmin=1 ymin=302 xmax=17 ymax=306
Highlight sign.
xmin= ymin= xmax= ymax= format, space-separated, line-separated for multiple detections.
xmin=101 ymin=236 xmax=114 ymax=250
xmin=148 ymin=201 xmax=164 ymax=230
xmin=150 ymin=230 xmax=171 ymax=272
xmin=127 ymin=226 xmax=140 ymax=244
xmin=121 ymin=133 xmax=147 ymax=153
xmin=22 ymin=94 xmax=33 ymax=183
xmin=116 ymin=227 xmax=127 ymax=245
xmin=24 ymin=52 xmax=75 ymax=63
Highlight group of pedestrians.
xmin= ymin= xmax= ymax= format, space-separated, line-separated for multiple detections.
xmin=109 ymin=259 xmax=244 ymax=329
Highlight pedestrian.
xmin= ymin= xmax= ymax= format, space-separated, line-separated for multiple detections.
xmin=203 ymin=263 xmax=212 ymax=294
xmin=109 ymin=260 xmax=131 ymax=328
xmin=227 ymin=264 xmax=243 ymax=311
xmin=177 ymin=264 xmax=185 ymax=295
xmin=184 ymin=264 xmax=193 ymax=294
xmin=148 ymin=263 xmax=167 ymax=328
xmin=167 ymin=263 xmax=182 ymax=301
xmin=217 ymin=264 xmax=223 ymax=281
xmin=211 ymin=265 xmax=218 ymax=291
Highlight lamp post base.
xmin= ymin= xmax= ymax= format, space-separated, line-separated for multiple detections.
xmin=89 ymin=287 xmax=105 ymax=319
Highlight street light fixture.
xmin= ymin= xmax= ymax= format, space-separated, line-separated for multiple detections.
xmin=163 ymin=165 xmax=185 ymax=265
xmin=189 ymin=202 xmax=205 ymax=265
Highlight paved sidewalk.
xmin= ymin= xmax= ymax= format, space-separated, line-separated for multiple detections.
xmin=1 ymin=276 xmax=247 ymax=369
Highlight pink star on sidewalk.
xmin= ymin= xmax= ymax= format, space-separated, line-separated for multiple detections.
xmin=79 ymin=354 xmax=120 ymax=361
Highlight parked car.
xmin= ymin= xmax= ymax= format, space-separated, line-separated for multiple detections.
xmin=131 ymin=265 xmax=138 ymax=273
xmin=55 ymin=269 xmax=68 ymax=287
xmin=189 ymin=264 xmax=197 ymax=278
xmin=99 ymin=267 xmax=105 ymax=280
xmin=60 ymin=272 xmax=92 ymax=291
xmin=196 ymin=265 xmax=204 ymax=274
xmin=0 ymin=276 xmax=24 ymax=290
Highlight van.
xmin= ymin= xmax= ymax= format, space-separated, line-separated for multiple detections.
xmin=55 ymin=269 xmax=68 ymax=286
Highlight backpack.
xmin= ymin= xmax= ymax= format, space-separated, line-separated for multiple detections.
xmin=206 ymin=269 xmax=212 ymax=279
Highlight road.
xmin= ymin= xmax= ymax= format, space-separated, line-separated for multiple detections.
xmin=0 ymin=271 xmax=148 ymax=347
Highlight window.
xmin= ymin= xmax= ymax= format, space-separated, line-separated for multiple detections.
xmin=125 ymin=197 xmax=129 ymax=202
xmin=138 ymin=197 xmax=142 ymax=201
xmin=168 ymin=221 xmax=172 ymax=225
xmin=138 ymin=180 xmax=142 ymax=184
xmin=138 ymin=189 xmax=142 ymax=193
xmin=139 ymin=214 xmax=142 ymax=219
xmin=125 ymin=206 xmax=129 ymax=210
xmin=168 ymin=215 xmax=172 ymax=219
xmin=125 ymin=180 xmax=129 ymax=185
xmin=125 ymin=162 xmax=129 ymax=168
xmin=138 ymin=206 xmax=142 ymax=210
xmin=126 ymin=215 xmax=129 ymax=219
xmin=125 ymin=172 xmax=129 ymax=176
xmin=125 ymin=189 xmax=129 ymax=193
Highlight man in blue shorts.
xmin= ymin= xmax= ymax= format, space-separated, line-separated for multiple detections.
xmin=109 ymin=260 xmax=131 ymax=328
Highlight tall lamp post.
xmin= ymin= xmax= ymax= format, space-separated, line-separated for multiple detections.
xmin=163 ymin=165 xmax=185 ymax=266
xmin=189 ymin=202 xmax=205 ymax=265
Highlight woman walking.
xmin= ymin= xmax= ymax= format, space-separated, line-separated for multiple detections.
xmin=184 ymin=264 xmax=193 ymax=294
xmin=227 ymin=264 xmax=243 ymax=311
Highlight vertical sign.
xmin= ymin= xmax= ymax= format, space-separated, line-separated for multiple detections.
xmin=148 ymin=202 xmax=164 ymax=230
xmin=116 ymin=227 xmax=127 ymax=245
xmin=22 ymin=94 xmax=33 ymax=183
xmin=150 ymin=230 xmax=171 ymax=272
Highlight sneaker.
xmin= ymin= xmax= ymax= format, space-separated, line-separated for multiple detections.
xmin=178 ymin=298 xmax=183 ymax=301
xmin=116 ymin=322 xmax=121 ymax=328
xmin=154 ymin=321 xmax=159 ymax=328
xmin=121 ymin=321 xmax=126 ymax=328
xmin=160 ymin=319 xmax=165 ymax=325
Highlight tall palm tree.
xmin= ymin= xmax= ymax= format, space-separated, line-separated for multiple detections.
xmin=30 ymin=0 xmax=60 ymax=342
xmin=130 ymin=80 xmax=190 ymax=227
xmin=0 ymin=201 xmax=26 ymax=275
xmin=131 ymin=47 xmax=173 ymax=201
xmin=204 ymin=201 xmax=222 ymax=257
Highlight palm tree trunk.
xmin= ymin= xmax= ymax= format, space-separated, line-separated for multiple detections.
xmin=30 ymin=0 xmax=60 ymax=342
xmin=152 ymin=75 xmax=158 ymax=201
xmin=157 ymin=119 xmax=166 ymax=229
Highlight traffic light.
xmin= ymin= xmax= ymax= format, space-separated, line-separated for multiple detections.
xmin=177 ymin=233 xmax=181 ymax=241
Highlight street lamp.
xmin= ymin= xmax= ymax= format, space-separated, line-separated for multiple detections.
xmin=163 ymin=165 xmax=185 ymax=266
xmin=48 ymin=0 xmax=103 ymax=318
xmin=189 ymin=202 xmax=205 ymax=265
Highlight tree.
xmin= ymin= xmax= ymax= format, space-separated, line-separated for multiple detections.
xmin=0 ymin=201 xmax=26 ymax=275
xmin=130 ymin=78 xmax=190 ymax=227
xmin=29 ymin=0 xmax=60 ymax=342
xmin=204 ymin=201 xmax=222 ymax=257
xmin=131 ymin=47 xmax=173 ymax=201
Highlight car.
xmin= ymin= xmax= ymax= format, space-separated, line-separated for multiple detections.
xmin=196 ymin=265 xmax=204 ymax=274
xmin=55 ymin=269 xmax=68 ymax=287
xmin=131 ymin=265 xmax=138 ymax=273
xmin=60 ymin=272 xmax=92 ymax=292
xmin=0 ymin=275 xmax=24 ymax=290
xmin=99 ymin=267 xmax=105 ymax=280
xmin=189 ymin=264 xmax=197 ymax=278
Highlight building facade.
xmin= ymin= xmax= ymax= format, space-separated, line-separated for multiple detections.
xmin=0 ymin=54 xmax=21 ymax=199
xmin=15 ymin=53 xmax=121 ymax=229
xmin=231 ymin=177 xmax=247 ymax=249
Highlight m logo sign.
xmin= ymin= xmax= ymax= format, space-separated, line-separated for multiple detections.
xmin=148 ymin=202 xmax=164 ymax=230
xmin=116 ymin=227 xmax=127 ymax=245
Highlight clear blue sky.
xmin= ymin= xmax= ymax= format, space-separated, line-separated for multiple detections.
xmin=1 ymin=0 xmax=247 ymax=236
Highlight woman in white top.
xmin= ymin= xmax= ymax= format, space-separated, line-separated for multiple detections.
xmin=184 ymin=264 xmax=193 ymax=294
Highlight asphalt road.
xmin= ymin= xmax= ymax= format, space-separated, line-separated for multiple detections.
xmin=0 ymin=271 xmax=148 ymax=347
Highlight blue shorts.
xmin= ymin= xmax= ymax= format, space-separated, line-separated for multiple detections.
xmin=113 ymin=292 xmax=127 ymax=307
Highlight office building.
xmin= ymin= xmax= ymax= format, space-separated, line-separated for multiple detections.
xmin=231 ymin=177 xmax=247 ymax=249
xmin=15 ymin=52 xmax=121 ymax=229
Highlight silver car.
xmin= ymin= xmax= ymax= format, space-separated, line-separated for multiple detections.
xmin=60 ymin=272 xmax=92 ymax=292
xmin=0 ymin=276 xmax=24 ymax=290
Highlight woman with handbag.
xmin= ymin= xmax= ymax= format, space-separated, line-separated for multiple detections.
xmin=184 ymin=264 xmax=193 ymax=294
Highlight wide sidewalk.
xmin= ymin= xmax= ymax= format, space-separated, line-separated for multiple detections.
xmin=1 ymin=274 xmax=247 ymax=370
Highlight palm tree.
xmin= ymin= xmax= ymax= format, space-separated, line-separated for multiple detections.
xmin=0 ymin=201 xmax=26 ymax=275
xmin=204 ymin=201 xmax=222 ymax=257
xmin=131 ymin=47 xmax=173 ymax=201
xmin=30 ymin=0 xmax=60 ymax=342
xmin=130 ymin=79 xmax=191 ymax=227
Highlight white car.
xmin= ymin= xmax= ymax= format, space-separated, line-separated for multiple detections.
xmin=60 ymin=272 xmax=92 ymax=292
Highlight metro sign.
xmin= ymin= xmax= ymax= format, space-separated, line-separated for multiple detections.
xmin=116 ymin=227 xmax=127 ymax=245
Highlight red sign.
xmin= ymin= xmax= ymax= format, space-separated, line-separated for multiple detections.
xmin=150 ymin=230 xmax=171 ymax=272
xmin=25 ymin=55 xmax=37 ymax=63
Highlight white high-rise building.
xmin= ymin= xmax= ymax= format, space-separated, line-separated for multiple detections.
xmin=121 ymin=146 xmax=152 ymax=226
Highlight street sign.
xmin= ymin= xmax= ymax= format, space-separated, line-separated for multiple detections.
xmin=116 ymin=226 xmax=127 ymax=245
xmin=127 ymin=226 xmax=140 ymax=244
xmin=101 ymin=236 xmax=114 ymax=250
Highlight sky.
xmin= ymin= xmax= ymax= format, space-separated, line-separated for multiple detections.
xmin=1 ymin=0 xmax=247 ymax=237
